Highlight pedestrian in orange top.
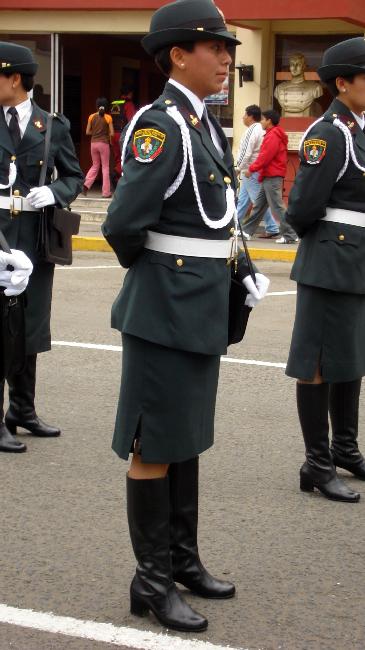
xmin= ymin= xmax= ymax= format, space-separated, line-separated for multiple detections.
xmin=84 ymin=97 xmax=114 ymax=198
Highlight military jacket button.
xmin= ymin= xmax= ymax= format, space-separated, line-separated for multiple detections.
xmin=224 ymin=176 xmax=231 ymax=184
xmin=338 ymin=234 xmax=345 ymax=241
xmin=209 ymin=173 xmax=215 ymax=181
xmin=11 ymin=155 xmax=16 ymax=161
xmin=176 ymin=258 xmax=184 ymax=267
xmin=13 ymin=189 xmax=20 ymax=197
xmin=165 ymin=99 xmax=172 ymax=105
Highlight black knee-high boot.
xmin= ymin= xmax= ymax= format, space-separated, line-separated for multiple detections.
xmin=169 ymin=457 xmax=235 ymax=598
xmin=297 ymin=383 xmax=360 ymax=502
xmin=5 ymin=354 xmax=60 ymax=437
xmin=127 ymin=475 xmax=207 ymax=632
xmin=0 ymin=380 xmax=26 ymax=453
xmin=330 ymin=379 xmax=365 ymax=479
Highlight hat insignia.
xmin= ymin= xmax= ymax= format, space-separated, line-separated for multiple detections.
xmin=1 ymin=62 xmax=11 ymax=68
xmin=34 ymin=119 xmax=44 ymax=129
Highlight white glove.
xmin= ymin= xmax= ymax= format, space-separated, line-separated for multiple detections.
xmin=26 ymin=186 xmax=56 ymax=209
xmin=243 ymin=273 xmax=270 ymax=308
xmin=0 ymin=249 xmax=33 ymax=296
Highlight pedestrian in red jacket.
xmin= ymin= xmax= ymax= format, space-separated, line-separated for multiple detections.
xmin=241 ymin=109 xmax=298 ymax=243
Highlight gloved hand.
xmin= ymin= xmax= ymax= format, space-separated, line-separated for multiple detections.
xmin=0 ymin=249 xmax=33 ymax=296
xmin=26 ymin=186 xmax=56 ymax=209
xmin=242 ymin=272 xmax=270 ymax=308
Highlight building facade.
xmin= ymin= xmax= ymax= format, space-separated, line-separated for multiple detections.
xmin=0 ymin=0 xmax=364 ymax=175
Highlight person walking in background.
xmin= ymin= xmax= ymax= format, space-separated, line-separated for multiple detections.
xmin=110 ymin=85 xmax=137 ymax=179
xmin=83 ymin=98 xmax=113 ymax=198
xmin=242 ymin=109 xmax=298 ymax=244
xmin=236 ymin=105 xmax=279 ymax=239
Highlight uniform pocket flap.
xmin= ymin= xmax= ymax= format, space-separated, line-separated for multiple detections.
xmin=148 ymin=251 xmax=203 ymax=277
xmin=318 ymin=222 xmax=360 ymax=247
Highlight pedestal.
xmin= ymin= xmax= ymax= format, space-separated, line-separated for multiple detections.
xmin=281 ymin=116 xmax=317 ymax=199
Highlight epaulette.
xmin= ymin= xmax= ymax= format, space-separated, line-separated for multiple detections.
xmin=51 ymin=112 xmax=70 ymax=129
xmin=328 ymin=112 xmax=357 ymax=132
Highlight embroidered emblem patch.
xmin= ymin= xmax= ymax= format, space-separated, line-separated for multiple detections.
xmin=303 ymin=138 xmax=327 ymax=165
xmin=132 ymin=128 xmax=166 ymax=163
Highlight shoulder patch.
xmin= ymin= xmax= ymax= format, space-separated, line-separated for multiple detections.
xmin=303 ymin=138 xmax=327 ymax=165
xmin=132 ymin=128 xmax=166 ymax=163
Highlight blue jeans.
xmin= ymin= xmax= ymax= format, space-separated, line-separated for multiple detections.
xmin=237 ymin=172 xmax=279 ymax=234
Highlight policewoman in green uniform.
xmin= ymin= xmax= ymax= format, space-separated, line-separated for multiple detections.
xmin=286 ymin=37 xmax=365 ymax=503
xmin=102 ymin=0 xmax=269 ymax=633
xmin=0 ymin=42 xmax=83 ymax=453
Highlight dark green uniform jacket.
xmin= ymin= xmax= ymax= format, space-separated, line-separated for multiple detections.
xmin=103 ymin=82 xmax=249 ymax=356
xmin=287 ymin=98 xmax=365 ymax=294
xmin=0 ymin=101 xmax=84 ymax=353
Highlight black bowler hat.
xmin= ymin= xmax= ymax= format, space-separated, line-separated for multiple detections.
xmin=318 ymin=36 xmax=365 ymax=82
xmin=0 ymin=41 xmax=38 ymax=76
xmin=142 ymin=0 xmax=241 ymax=56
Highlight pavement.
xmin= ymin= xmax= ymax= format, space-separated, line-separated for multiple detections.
xmin=74 ymin=221 xmax=299 ymax=262
xmin=1 ymin=252 xmax=364 ymax=650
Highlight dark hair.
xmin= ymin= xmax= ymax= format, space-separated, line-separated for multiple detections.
xmin=262 ymin=109 xmax=280 ymax=126
xmin=96 ymin=96 xmax=108 ymax=116
xmin=120 ymin=84 xmax=134 ymax=97
xmin=154 ymin=42 xmax=196 ymax=77
xmin=325 ymin=75 xmax=355 ymax=97
xmin=1 ymin=70 xmax=35 ymax=92
xmin=245 ymin=104 xmax=261 ymax=121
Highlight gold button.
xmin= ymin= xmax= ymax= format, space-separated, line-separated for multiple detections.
xmin=13 ymin=189 xmax=20 ymax=197
xmin=338 ymin=234 xmax=345 ymax=241
xmin=230 ymin=227 xmax=235 ymax=235
xmin=11 ymin=155 xmax=16 ymax=162
xmin=224 ymin=176 xmax=231 ymax=184
xmin=39 ymin=160 xmax=43 ymax=165
xmin=12 ymin=210 xmax=19 ymax=216
xmin=176 ymin=258 xmax=184 ymax=267
xmin=332 ymin=113 xmax=338 ymax=117
xmin=165 ymin=99 xmax=172 ymax=105
xmin=209 ymin=173 xmax=215 ymax=181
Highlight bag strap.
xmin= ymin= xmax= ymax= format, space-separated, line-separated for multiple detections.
xmin=0 ymin=229 xmax=11 ymax=254
xmin=39 ymin=113 xmax=53 ymax=187
xmin=237 ymin=218 xmax=256 ymax=283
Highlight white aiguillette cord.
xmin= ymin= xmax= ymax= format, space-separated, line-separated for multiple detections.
xmin=121 ymin=103 xmax=236 ymax=230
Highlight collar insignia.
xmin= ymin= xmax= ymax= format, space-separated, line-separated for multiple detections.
xmin=34 ymin=119 xmax=43 ymax=129
xmin=190 ymin=114 xmax=199 ymax=126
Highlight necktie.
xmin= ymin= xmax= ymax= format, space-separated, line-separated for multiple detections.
xmin=7 ymin=106 xmax=21 ymax=149
xmin=201 ymin=107 xmax=213 ymax=141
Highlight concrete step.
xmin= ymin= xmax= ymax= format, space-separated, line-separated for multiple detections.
xmin=71 ymin=196 xmax=111 ymax=222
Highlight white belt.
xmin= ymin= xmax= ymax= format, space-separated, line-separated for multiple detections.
xmin=0 ymin=195 xmax=37 ymax=213
xmin=322 ymin=207 xmax=365 ymax=228
xmin=144 ymin=230 xmax=233 ymax=258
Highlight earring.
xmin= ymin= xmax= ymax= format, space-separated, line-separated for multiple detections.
xmin=342 ymin=88 xmax=347 ymax=92
xmin=181 ymin=64 xmax=185 ymax=69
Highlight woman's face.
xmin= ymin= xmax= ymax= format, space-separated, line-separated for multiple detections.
xmin=338 ymin=73 xmax=365 ymax=113
xmin=172 ymin=40 xmax=232 ymax=99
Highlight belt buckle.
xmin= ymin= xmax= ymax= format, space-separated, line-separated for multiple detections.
xmin=10 ymin=195 xmax=23 ymax=217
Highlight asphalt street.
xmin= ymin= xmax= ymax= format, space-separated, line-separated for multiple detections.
xmin=0 ymin=252 xmax=364 ymax=650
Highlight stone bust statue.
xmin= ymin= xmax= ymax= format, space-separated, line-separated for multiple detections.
xmin=274 ymin=52 xmax=323 ymax=117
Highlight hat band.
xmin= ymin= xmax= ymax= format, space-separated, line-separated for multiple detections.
xmin=170 ymin=16 xmax=226 ymax=31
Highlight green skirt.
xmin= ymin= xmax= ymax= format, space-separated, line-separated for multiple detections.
xmin=286 ymin=283 xmax=365 ymax=382
xmin=112 ymin=334 xmax=221 ymax=463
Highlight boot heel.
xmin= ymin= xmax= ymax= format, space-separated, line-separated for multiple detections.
xmin=300 ymin=473 xmax=314 ymax=492
xmin=6 ymin=421 xmax=16 ymax=435
xmin=130 ymin=593 xmax=149 ymax=617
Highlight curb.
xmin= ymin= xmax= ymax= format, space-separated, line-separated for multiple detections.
xmin=72 ymin=236 xmax=296 ymax=262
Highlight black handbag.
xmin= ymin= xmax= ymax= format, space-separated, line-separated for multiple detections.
xmin=0 ymin=231 xmax=26 ymax=381
xmin=227 ymin=221 xmax=256 ymax=346
xmin=37 ymin=114 xmax=81 ymax=265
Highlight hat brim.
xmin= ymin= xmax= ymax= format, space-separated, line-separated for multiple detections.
xmin=318 ymin=62 xmax=365 ymax=82
xmin=142 ymin=27 xmax=241 ymax=56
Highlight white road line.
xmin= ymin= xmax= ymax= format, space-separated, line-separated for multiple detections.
xmin=51 ymin=341 xmax=285 ymax=369
xmin=0 ymin=604 xmax=246 ymax=650
xmin=56 ymin=265 xmax=120 ymax=270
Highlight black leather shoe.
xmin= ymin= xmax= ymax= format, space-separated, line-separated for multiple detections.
xmin=300 ymin=462 xmax=360 ymax=502
xmin=0 ymin=423 xmax=26 ymax=453
xmin=169 ymin=457 xmax=235 ymax=599
xmin=332 ymin=454 xmax=365 ymax=480
xmin=6 ymin=411 xmax=61 ymax=437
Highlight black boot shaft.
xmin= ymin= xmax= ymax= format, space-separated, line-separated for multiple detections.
xmin=330 ymin=379 xmax=365 ymax=479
